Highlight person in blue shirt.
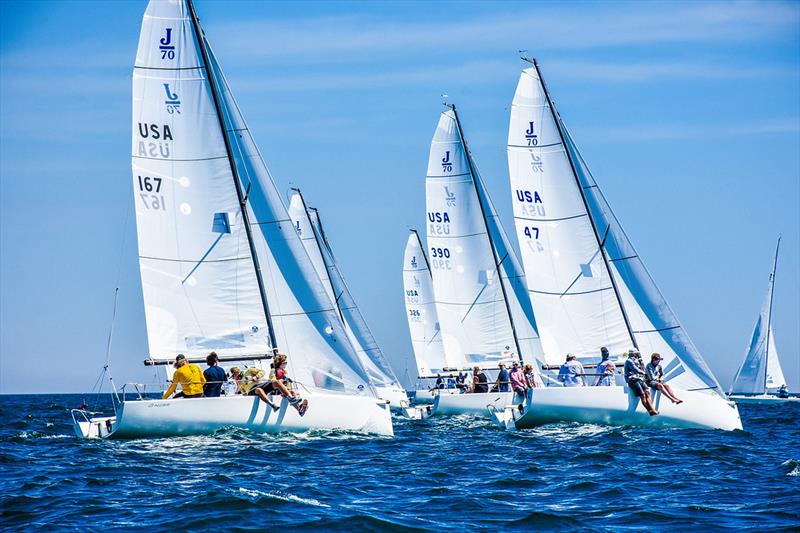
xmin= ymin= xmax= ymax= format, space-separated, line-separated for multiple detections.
xmin=495 ymin=363 xmax=511 ymax=392
xmin=203 ymin=352 xmax=227 ymax=398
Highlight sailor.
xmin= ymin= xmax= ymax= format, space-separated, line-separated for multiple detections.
xmin=624 ymin=350 xmax=658 ymax=416
xmin=250 ymin=354 xmax=308 ymax=416
xmin=163 ymin=354 xmax=206 ymax=399
xmin=202 ymin=352 xmax=226 ymax=398
xmin=778 ymin=385 xmax=789 ymax=399
xmin=645 ymin=353 xmax=682 ymax=404
xmin=472 ymin=366 xmax=489 ymax=393
xmin=523 ymin=364 xmax=538 ymax=389
xmin=224 ymin=367 xmax=242 ymax=396
xmin=558 ymin=354 xmax=585 ymax=387
xmin=431 ymin=373 xmax=445 ymax=391
xmin=509 ymin=362 xmax=527 ymax=398
xmin=594 ymin=347 xmax=615 ymax=387
xmin=495 ymin=363 xmax=511 ymax=392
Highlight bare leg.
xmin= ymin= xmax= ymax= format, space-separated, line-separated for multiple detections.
xmin=253 ymin=388 xmax=280 ymax=411
xmin=660 ymin=383 xmax=682 ymax=403
xmin=641 ymin=390 xmax=658 ymax=415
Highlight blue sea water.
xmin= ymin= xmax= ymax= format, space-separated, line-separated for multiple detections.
xmin=1 ymin=394 xmax=798 ymax=531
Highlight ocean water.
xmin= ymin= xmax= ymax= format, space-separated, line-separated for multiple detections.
xmin=1 ymin=394 xmax=798 ymax=531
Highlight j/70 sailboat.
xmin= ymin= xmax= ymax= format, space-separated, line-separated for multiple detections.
xmin=729 ymin=238 xmax=796 ymax=404
xmin=287 ymin=190 xmax=409 ymax=410
xmin=422 ymin=105 xmax=544 ymax=417
xmin=72 ymin=0 xmax=392 ymax=438
xmin=493 ymin=59 xmax=742 ymax=431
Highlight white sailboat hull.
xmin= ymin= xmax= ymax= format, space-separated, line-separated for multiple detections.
xmin=728 ymin=394 xmax=800 ymax=404
xmin=73 ymin=393 xmax=393 ymax=439
xmin=499 ymin=386 xmax=742 ymax=431
xmin=432 ymin=391 xmax=516 ymax=417
xmin=411 ymin=388 xmax=459 ymax=405
xmin=374 ymin=386 xmax=410 ymax=410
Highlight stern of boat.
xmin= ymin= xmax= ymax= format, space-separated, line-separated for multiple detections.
xmin=71 ymin=409 xmax=117 ymax=439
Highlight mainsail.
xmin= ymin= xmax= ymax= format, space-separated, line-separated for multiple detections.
xmin=508 ymin=62 xmax=723 ymax=395
xmin=132 ymin=0 xmax=371 ymax=395
xmin=287 ymin=191 xmax=401 ymax=388
xmin=730 ymin=238 xmax=787 ymax=394
xmin=403 ymin=230 xmax=448 ymax=376
xmin=426 ymin=107 xmax=533 ymax=369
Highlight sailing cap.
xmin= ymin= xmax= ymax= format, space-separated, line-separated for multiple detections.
xmin=175 ymin=354 xmax=186 ymax=362
xmin=601 ymin=347 xmax=609 ymax=354
xmin=651 ymin=353 xmax=663 ymax=361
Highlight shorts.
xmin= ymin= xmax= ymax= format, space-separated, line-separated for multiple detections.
xmin=249 ymin=382 xmax=275 ymax=396
xmin=628 ymin=379 xmax=647 ymax=397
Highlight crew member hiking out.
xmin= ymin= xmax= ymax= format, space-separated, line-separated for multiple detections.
xmin=624 ymin=350 xmax=658 ymax=416
xmin=250 ymin=354 xmax=308 ymax=416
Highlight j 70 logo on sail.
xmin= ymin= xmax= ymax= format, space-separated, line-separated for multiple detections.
xmin=441 ymin=151 xmax=452 ymax=172
xmin=525 ymin=121 xmax=539 ymax=146
xmin=164 ymin=84 xmax=180 ymax=114
xmin=159 ymin=28 xmax=175 ymax=60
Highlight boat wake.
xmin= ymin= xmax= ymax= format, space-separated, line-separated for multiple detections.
xmin=781 ymin=458 xmax=800 ymax=477
xmin=237 ymin=487 xmax=330 ymax=508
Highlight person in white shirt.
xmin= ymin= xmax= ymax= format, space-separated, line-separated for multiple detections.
xmin=557 ymin=354 xmax=585 ymax=387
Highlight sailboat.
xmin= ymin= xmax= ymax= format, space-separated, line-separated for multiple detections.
xmin=402 ymin=229 xmax=454 ymax=407
xmin=493 ymin=59 xmax=742 ymax=431
xmin=422 ymin=105 xmax=544 ymax=417
xmin=72 ymin=0 xmax=392 ymax=439
xmin=729 ymin=238 xmax=796 ymax=403
xmin=287 ymin=190 xmax=409 ymax=410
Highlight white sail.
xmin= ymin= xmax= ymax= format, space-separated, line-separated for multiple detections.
xmin=426 ymin=109 xmax=519 ymax=369
xmin=508 ymin=65 xmax=723 ymax=395
xmin=473 ymin=170 xmax=544 ymax=367
xmin=133 ymin=0 xmax=371 ymax=395
xmin=287 ymin=192 xmax=401 ymax=388
xmin=403 ymin=231 xmax=448 ymax=376
xmin=731 ymin=242 xmax=787 ymax=394
xmin=132 ymin=0 xmax=270 ymax=361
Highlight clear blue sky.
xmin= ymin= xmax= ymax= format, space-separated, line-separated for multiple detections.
xmin=1 ymin=0 xmax=798 ymax=394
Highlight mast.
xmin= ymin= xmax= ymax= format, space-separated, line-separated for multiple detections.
xmin=410 ymin=229 xmax=432 ymax=275
xmin=763 ymin=236 xmax=781 ymax=392
xmin=293 ymin=188 xmax=344 ymax=323
xmin=187 ymin=0 xmax=278 ymax=353
xmin=449 ymin=104 xmax=524 ymax=365
xmin=527 ymin=57 xmax=639 ymax=351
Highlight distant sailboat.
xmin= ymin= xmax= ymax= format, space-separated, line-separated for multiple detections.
xmin=402 ymin=230 xmax=451 ymax=405
xmin=287 ymin=190 xmax=409 ymax=410
xmin=729 ymin=238 xmax=796 ymax=404
xmin=493 ymin=59 xmax=742 ymax=431
xmin=72 ymin=0 xmax=392 ymax=438
xmin=424 ymin=105 xmax=544 ymax=417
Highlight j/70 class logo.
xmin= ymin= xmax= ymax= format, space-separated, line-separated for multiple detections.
xmin=163 ymin=84 xmax=181 ymax=114
xmin=441 ymin=150 xmax=452 ymax=172
xmin=159 ymin=28 xmax=175 ymax=60
xmin=525 ymin=121 xmax=539 ymax=146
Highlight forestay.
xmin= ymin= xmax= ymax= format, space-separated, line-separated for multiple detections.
xmin=403 ymin=230 xmax=448 ymax=376
xmin=426 ymin=109 xmax=519 ymax=369
xmin=730 ymin=241 xmax=786 ymax=394
xmin=508 ymin=64 xmax=723 ymax=395
xmin=133 ymin=0 xmax=372 ymax=395
xmin=288 ymin=192 xmax=401 ymax=388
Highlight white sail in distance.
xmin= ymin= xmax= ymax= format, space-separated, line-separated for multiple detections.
xmin=730 ymin=239 xmax=787 ymax=394
xmin=508 ymin=63 xmax=723 ymax=395
xmin=426 ymin=108 xmax=530 ymax=370
xmin=287 ymin=191 xmax=401 ymax=388
xmin=403 ymin=230 xmax=448 ymax=376
xmin=133 ymin=0 xmax=371 ymax=395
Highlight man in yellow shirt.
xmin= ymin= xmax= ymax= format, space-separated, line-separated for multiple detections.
xmin=163 ymin=354 xmax=206 ymax=399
